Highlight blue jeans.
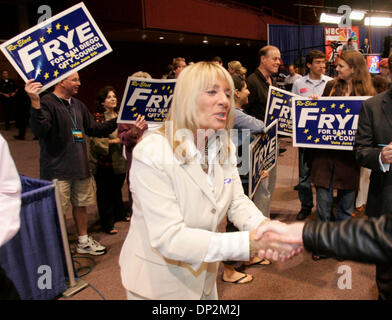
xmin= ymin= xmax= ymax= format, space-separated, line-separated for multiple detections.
xmin=298 ymin=148 xmax=313 ymax=211
xmin=316 ymin=184 xmax=355 ymax=221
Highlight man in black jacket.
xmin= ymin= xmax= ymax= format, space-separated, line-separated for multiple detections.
xmin=25 ymin=73 xmax=117 ymax=256
xmin=257 ymin=216 xmax=392 ymax=265
xmin=353 ymin=53 xmax=392 ymax=300
xmin=0 ymin=70 xmax=18 ymax=130
xmin=244 ymin=45 xmax=281 ymax=217
xmin=255 ymin=216 xmax=392 ymax=298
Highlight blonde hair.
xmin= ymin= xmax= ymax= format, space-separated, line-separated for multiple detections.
xmin=159 ymin=61 xmax=235 ymax=164
xmin=131 ymin=71 xmax=152 ymax=79
xmin=228 ymin=60 xmax=247 ymax=80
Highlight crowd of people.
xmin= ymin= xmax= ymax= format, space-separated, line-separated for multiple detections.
xmin=1 ymin=40 xmax=392 ymax=300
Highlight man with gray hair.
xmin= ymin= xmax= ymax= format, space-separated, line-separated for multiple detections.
xmin=25 ymin=73 xmax=117 ymax=256
xmin=244 ymin=45 xmax=281 ymax=217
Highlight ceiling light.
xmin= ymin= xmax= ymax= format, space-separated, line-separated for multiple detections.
xmin=364 ymin=16 xmax=392 ymax=26
xmin=203 ymin=36 xmax=208 ymax=44
xmin=159 ymin=36 xmax=164 ymax=40
xmin=320 ymin=13 xmax=342 ymax=24
xmin=350 ymin=10 xmax=365 ymax=20
xmin=236 ymin=43 xmax=240 ymax=46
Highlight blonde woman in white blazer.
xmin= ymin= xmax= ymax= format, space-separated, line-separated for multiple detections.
xmin=119 ymin=62 xmax=300 ymax=300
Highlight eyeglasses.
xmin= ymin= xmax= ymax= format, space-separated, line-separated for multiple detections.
xmin=66 ymin=78 xmax=81 ymax=83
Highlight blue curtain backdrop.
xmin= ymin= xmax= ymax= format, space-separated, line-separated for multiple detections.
xmin=269 ymin=25 xmax=325 ymax=65
xmin=359 ymin=26 xmax=392 ymax=55
xmin=269 ymin=24 xmax=392 ymax=66
xmin=0 ymin=176 xmax=67 ymax=300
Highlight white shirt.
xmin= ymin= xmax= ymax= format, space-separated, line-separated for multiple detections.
xmin=0 ymin=134 xmax=21 ymax=247
xmin=292 ymin=74 xmax=333 ymax=97
xmin=185 ymin=137 xmax=266 ymax=262
xmin=284 ymin=73 xmax=302 ymax=85
xmin=379 ymin=153 xmax=390 ymax=172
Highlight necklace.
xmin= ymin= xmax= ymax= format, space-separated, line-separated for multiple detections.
xmin=201 ymin=142 xmax=209 ymax=173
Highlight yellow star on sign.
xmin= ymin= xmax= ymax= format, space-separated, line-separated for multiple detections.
xmin=44 ymin=73 xmax=49 ymax=80
xmin=314 ymin=138 xmax=320 ymax=143
xmin=47 ymin=27 xmax=52 ymax=34
xmin=331 ymin=103 xmax=336 ymax=108
xmin=270 ymin=116 xmax=274 ymax=120
xmin=133 ymin=113 xmax=138 ymax=117
xmin=162 ymin=85 xmax=166 ymax=90
xmin=167 ymin=86 xmax=171 ymax=90
xmin=321 ymin=107 xmax=326 ymax=112
xmin=39 ymin=37 xmax=45 ymax=43
xmin=153 ymin=89 xmax=157 ymax=93
xmin=304 ymin=129 xmax=309 ymax=134
xmin=339 ymin=103 xmax=345 ymax=109
xmin=56 ymin=23 xmax=61 ymax=30
xmin=131 ymin=107 xmax=136 ymax=111
xmin=345 ymin=108 xmax=350 ymax=113
xmin=336 ymin=132 xmax=341 ymax=136
xmin=64 ymin=25 xmax=69 ymax=31
xmin=53 ymin=70 xmax=59 ymax=77
xmin=37 ymin=68 xmax=42 ymax=75
xmin=170 ymin=90 xmax=173 ymax=94
xmin=307 ymin=135 xmax=312 ymax=140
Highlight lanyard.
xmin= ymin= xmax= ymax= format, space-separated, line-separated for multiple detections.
xmin=56 ymin=96 xmax=78 ymax=128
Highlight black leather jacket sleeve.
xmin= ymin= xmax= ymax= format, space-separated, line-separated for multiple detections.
xmin=303 ymin=216 xmax=392 ymax=264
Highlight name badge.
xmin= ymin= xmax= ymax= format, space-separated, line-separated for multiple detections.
xmin=72 ymin=128 xmax=84 ymax=142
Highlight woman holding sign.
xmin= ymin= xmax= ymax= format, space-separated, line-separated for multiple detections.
xmin=118 ymin=71 xmax=149 ymax=218
xmin=88 ymin=86 xmax=128 ymax=234
xmin=309 ymin=50 xmax=376 ymax=260
xmin=119 ymin=62 xmax=301 ymax=300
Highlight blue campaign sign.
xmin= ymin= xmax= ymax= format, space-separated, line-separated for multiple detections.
xmin=264 ymin=86 xmax=299 ymax=136
xmin=248 ymin=120 xmax=278 ymax=199
xmin=117 ymin=77 xmax=176 ymax=124
xmin=0 ymin=2 xmax=112 ymax=93
xmin=292 ymin=96 xmax=370 ymax=150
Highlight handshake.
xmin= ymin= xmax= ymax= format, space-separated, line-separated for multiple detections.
xmin=249 ymin=220 xmax=306 ymax=262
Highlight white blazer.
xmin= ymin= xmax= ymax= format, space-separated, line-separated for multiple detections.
xmin=119 ymin=133 xmax=264 ymax=299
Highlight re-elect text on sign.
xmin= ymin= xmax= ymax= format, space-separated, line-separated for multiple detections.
xmin=117 ymin=77 xmax=176 ymax=124
xmin=292 ymin=96 xmax=370 ymax=150
xmin=0 ymin=2 xmax=112 ymax=92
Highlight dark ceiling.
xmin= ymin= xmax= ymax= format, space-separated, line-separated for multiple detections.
xmin=230 ymin=0 xmax=392 ymax=23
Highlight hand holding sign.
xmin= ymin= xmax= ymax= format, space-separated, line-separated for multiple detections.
xmin=134 ymin=115 xmax=147 ymax=130
xmin=0 ymin=3 xmax=112 ymax=93
xmin=25 ymin=79 xmax=42 ymax=109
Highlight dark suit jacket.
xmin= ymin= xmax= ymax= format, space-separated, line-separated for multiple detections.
xmin=303 ymin=215 xmax=392 ymax=264
xmin=354 ymin=88 xmax=392 ymax=217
